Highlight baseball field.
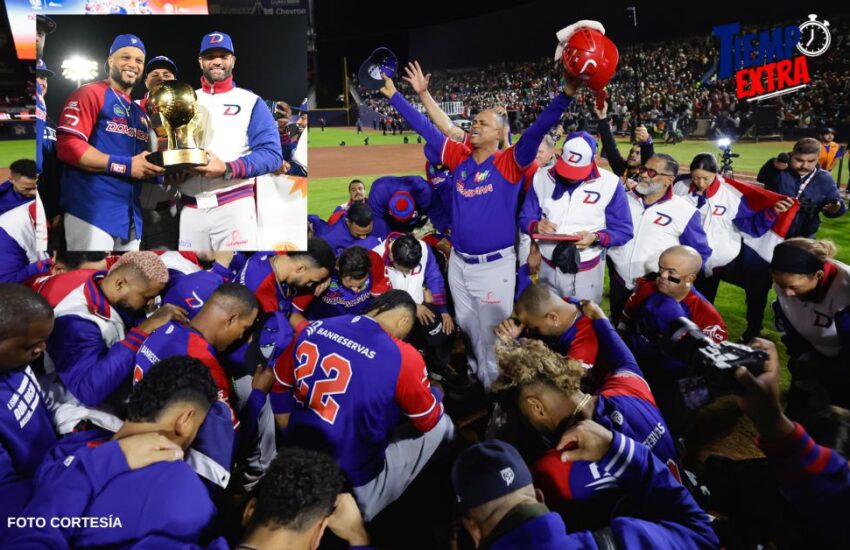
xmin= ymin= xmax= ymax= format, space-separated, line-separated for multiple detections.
xmin=309 ymin=126 xmax=850 ymax=458
xmin=0 ymin=139 xmax=35 ymax=179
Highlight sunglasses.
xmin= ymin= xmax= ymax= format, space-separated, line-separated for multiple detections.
xmin=639 ymin=167 xmax=675 ymax=178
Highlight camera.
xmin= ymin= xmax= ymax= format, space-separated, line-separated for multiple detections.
xmin=716 ymin=137 xmax=740 ymax=176
xmin=665 ymin=317 xmax=767 ymax=410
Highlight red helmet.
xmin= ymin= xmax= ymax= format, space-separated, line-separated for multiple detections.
xmin=561 ymin=28 xmax=619 ymax=91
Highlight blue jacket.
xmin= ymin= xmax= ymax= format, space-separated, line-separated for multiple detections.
xmin=758 ymin=160 xmax=846 ymax=237
xmin=488 ymin=432 xmax=718 ymax=549
xmin=0 ymin=180 xmax=32 ymax=215
xmin=8 ymin=430 xmax=217 ymax=548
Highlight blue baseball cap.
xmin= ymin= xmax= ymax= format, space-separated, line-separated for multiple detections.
xmin=357 ymin=47 xmax=397 ymax=91
xmin=388 ymin=190 xmax=416 ymax=223
xmin=36 ymin=15 xmax=56 ymax=34
xmin=109 ymin=34 xmax=146 ymax=56
xmin=452 ymin=440 xmax=533 ymax=513
xmin=36 ymin=59 xmax=54 ymax=78
xmin=245 ymin=312 xmax=294 ymax=370
xmin=200 ymin=31 xmax=235 ymax=55
xmin=145 ymin=55 xmax=178 ymax=76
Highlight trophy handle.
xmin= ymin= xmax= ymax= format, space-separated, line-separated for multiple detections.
xmin=173 ymin=124 xmax=196 ymax=150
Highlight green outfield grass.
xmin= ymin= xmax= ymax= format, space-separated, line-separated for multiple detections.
xmin=0 ymin=140 xmax=36 ymax=168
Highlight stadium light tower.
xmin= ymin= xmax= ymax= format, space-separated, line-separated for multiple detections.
xmin=61 ymin=56 xmax=99 ymax=89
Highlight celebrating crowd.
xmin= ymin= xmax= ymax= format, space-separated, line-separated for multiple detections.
xmin=1 ymin=17 xmax=849 ymax=550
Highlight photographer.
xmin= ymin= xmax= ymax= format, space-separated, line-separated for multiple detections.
xmin=758 ymin=138 xmax=846 ymax=238
xmin=618 ymin=245 xmax=727 ymax=434
xmin=770 ymin=238 xmax=850 ymax=415
xmin=734 ymin=337 xmax=850 ymax=548
xmin=494 ymin=301 xmax=680 ymax=530
xmin=674 ymin=153 xmax=793 ymax=340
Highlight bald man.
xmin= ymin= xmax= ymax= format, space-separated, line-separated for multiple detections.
xmin=497 ymin=284 xmax=599 ymax=370
xmin=618 ymin=245 xmax=728 ymax=434
xmin=42 ymin=252 xmax=188 ymax=435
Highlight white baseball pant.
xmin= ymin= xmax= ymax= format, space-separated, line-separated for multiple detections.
xmin=179 ymin=196 xmax=258 ymax=251
xmin=233 ymin=374 xmax=277 ymax=491
xmin=448 ymin=247 xmax=516 ymax=390
xmin=64 ymin=213 xmax=140 ymax=251
xmin=539 ymin=254 xmax=606 ymax=304
xmin=353 ymin=414 xmax=454 ymax=521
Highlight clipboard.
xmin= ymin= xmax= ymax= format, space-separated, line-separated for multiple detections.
xmin=532 ymin=233 xmax=581 ymax=242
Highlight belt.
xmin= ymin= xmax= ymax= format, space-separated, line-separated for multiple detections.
xmin=454 ymin=246 xmax=512 ymax=265
xmin=541 ymin=251 xmax=602 ymax=272
xmin=181 ymin=184 xmax=255 ymax=209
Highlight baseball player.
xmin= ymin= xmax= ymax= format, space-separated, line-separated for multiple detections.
xmin=496 ymin=284 xmax=599 ymax=370
xmin=35 ymin=59 xmax=61 ymax=239
xmin=34 ymin=252 xmax=109 ymax=307
xmin=178 ymin=31 xmax=283 ymax=250
xmin=0 ymin=285 xmax=56 ymax=539
xmin=494 ymin=303 xmax=681 ymax=527
xmin=328 ymin=179 xmax=367 ymax=225
xmin=519 ymin=131 xmax=633 ymax=304
xmin=137 ymin=55 xmax=181 ymax=250
xmin=305 ymin=245 xmax=389 ymax=320
xmin=134 ymin=283 xmax=264 ymax=489
xmin=0 ymin=159 xmax=38 ymax=215
xmin=367 ymin=175 xmax=434 ymax=235
xmin=323 ymin=203 xmax=386 ymax=257
xmin=41 ymin=252 xmax=187 ymax=435
xmin=0 ymin=188 xmax=50 ymax=285
xmin=607 ymin=154 xmax=712 ymax=323
xmin=9 ymin=358 xmax=219 ymax=548
xmin=372 ymin=233 xmax=454 ymax=379
xmin=618 ymin=246 xmax=727 ymax=434
xmin=381 ymin=68 xmax=579 ymax=390
xmin=276 ymin=290 xmax=453 ymax=521
xmin=56 ymin=34 xmax=165 ymax=250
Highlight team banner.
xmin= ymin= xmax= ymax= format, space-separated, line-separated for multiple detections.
xmin=256 ymin=175 xmax=307 ymax=251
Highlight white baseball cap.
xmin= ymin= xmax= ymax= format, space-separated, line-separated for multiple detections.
xmin=555 ymin=131 xmax=597 ymax=181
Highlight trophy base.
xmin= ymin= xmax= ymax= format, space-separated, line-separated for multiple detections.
xmin=147 ymin=149 xmax=208 ymax=173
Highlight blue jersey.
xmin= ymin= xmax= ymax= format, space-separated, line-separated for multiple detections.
xmin=322 ymin=215 xmax=385 ymax=257
xmin=367 ymin=175 xmax=433 ymax=232
xmin=489 ymin=432 xmax=717 ymax=549
xmin=306 ymin=251 xmax=388 ymax=320
xmin=533 ymin=320 xmax=680 ymax=521
xmin=11 ymin=430 xmax=217 ymax=548
xmin=0 ymin=367 xmax=57 ymax=537
xmin=36 ymin=82 xmax=47 ymax=173
xmin=57 ymin=80 xmax=149 ymax=239
xmin=390 ymin=91 xmax=572 ymax=255
xmin=239 ymin=252 xmax=312 ymax=317
xmin=278 ymin=315 xmax=443 ymax=486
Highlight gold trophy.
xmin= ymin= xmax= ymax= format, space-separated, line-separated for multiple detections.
xmin=145 ymin=81 xmax=208 ymax=171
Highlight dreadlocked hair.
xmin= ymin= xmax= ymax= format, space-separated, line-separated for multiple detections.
xmin=494 ymin=338 xmax=585 ymax=395
xmin=367 ymin=289 xmax=416 ymax=318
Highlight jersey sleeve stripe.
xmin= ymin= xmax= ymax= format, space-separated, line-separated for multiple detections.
xmin=404 ymin=397 xmax=438 ymax=418
xmin=57 ymin=127 xmax=89 ymax=141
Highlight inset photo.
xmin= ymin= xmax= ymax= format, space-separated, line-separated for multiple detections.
xmin=40 ymin=14 xmax=307 ymax=251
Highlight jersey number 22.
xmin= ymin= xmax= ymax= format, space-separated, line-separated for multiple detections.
xmin=293 ymin=341 xmax=353 ymax=424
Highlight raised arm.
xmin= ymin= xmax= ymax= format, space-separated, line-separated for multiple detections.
xmin=402 ymin=61 xmax=466 ymax=143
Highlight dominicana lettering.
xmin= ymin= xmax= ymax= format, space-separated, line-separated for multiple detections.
xmin=105 ymin=121 xmax=147 ymax=141
xmin=456 ymin=179 xmax=494 ymax=198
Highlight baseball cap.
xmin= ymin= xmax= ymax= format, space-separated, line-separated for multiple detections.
xmin=555 ymin=131 xmax=598 ymax=181
xmin=36 ymin=15 xmax=56 ymax=34
xmin=145 ymin=55 xmax=178 ymax=76
xmin=244 ymin=312 xmax=294 ymax=370
xmin=36 ymin=59 xmax=54 ymax=78
xmin=109 ymin=34 xmax=146 ymax=56
xmin=452 ymin=440 xmax=533 ymax=513
xmin=357 ymin=47 xmax=398 ymax=91
xmin=200 ymin=31 xmax=235 ymax=55
xmin=822 ymin=127 xmax=836 ymax=135
xmin=388 ymin=191 xmax=416 ymax=223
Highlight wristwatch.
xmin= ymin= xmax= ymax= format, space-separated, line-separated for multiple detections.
xmin=591 ymin=232 xmax=600 ymax=246
xmin=223 ymin=164 xmax=233 ymax=180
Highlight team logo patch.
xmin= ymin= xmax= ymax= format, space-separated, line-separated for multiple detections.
xmin=711 ymin=205 xmax=727 ymax=216
xmin=133 ymin=365 xmax=144 ymax=384
xmin=582 ymin=190 xmax=601 ymax=204
xmin=223 ymin=104 xmax=242 ymax=116
xmin=113 ymin=104 xmax=126 ymax=117
xmin=813 ymin=310 xmax=833 ymax=328
xmin=184 ymin=291 xmax=205 ymax=309
xmin=567 ymin=150 xmax=584 ymax=164
xmin=702 ymin=324 xmax=727 ymax=342
xmin=500 ymin=467 xmax=515 ymax=486
xmin=474 ymin=170 xmax=490 ymax=183
xmin=653 ymin=213 xmax=673 ymax=226
xmin=110 ymin=162 xmax=126 ymax=175
xmin=209 ymin=33 xmax=224 ymax=44
xmin=481 ymin=291 xmax=501 ymax=305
